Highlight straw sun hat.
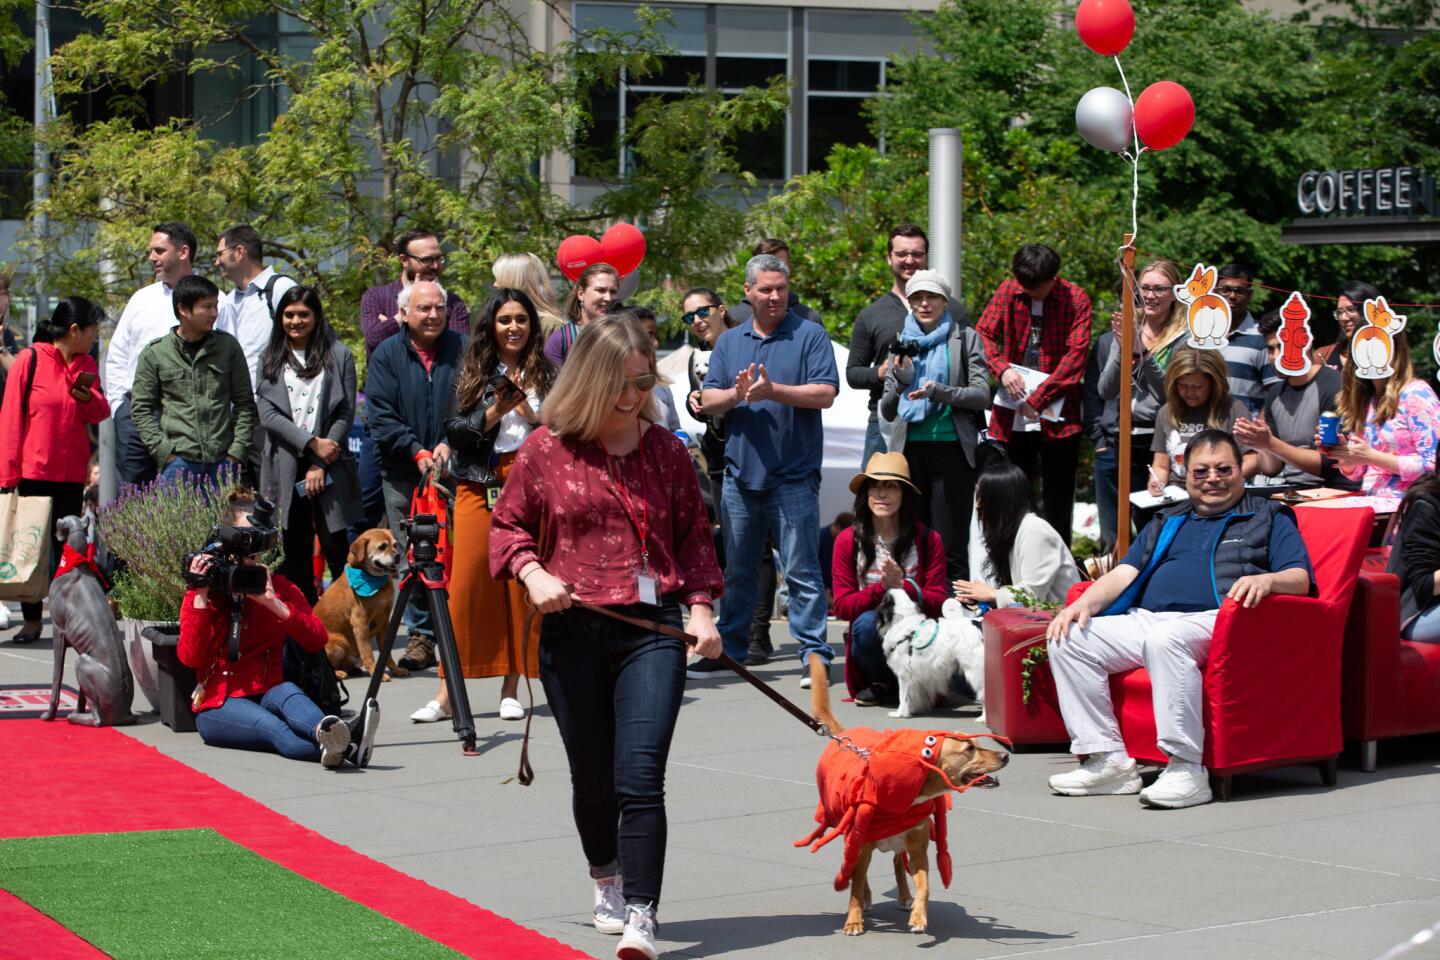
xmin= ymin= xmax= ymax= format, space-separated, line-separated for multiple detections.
xmin=848 ymin=452 xmax=920 ymax=495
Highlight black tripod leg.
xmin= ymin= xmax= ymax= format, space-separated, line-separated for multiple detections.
xmin=363 ymin=575 xmax=415 ymax=706
xmin=425 ymin=580 xmax=478 ymax=754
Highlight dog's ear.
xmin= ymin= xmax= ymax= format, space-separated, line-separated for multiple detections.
xmin=347 ymin=531 xmax=372 ymax=567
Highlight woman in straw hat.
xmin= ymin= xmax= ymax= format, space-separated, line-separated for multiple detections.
xmin=832 ymin=451 xmax=949 ymax=708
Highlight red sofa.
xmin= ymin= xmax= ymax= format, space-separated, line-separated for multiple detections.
xmin=982 ymin=505 xmax=1371 ymax=799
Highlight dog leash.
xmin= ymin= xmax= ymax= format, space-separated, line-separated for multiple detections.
xmin=508 ymin=597 xmax=828 ymax=786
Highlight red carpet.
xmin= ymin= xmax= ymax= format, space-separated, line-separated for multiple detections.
xmin=0 ymin=720 xmax=595 ymax=960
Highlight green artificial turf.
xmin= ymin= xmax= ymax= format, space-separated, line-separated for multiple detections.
xmin=0 ymin=828 xmax=467 ymax=960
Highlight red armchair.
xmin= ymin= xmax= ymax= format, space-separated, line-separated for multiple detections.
xmin=983 ymin=505 xmax=1371 ymax=799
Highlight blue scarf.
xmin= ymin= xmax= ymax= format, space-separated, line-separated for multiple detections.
xmin=897 ymin=312 xmax=953 ymax=423
xmin=346 ymin=564 xmax=388 ymax=597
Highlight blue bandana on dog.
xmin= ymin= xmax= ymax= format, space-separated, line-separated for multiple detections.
xmin=346 ymin=565 xmax=387 ymax=597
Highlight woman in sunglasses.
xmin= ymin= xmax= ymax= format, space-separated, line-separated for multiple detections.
xmin=680 ymin=288 xmax=734 ymax=505
xmin=490 ymin=314 xmax=722 ymax=960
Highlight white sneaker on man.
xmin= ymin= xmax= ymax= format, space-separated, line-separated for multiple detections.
xmin=1138 ymin=759 xmax=1213 ymax=808
xmin=1048 ymin=754 xmax=1142 ymax=796
xmin=592 ymin=873 xmax=625 ymax=934
xmin=616 ymin=903 xmax=658 ymax=960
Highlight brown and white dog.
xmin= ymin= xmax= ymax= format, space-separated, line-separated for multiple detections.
xmin=804 ymin=655 xmax=1008 ymax=936
xmin=315 ymin=528 xmax=405 ymax=681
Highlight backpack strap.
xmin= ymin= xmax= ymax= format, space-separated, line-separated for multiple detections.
xmin=19 ymin=346 xmax=37 ymax=422
xmin=262 ymin=273 xmax=294 ymax=319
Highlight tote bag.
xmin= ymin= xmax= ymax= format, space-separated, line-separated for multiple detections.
xmin=0 ymin=488 xmax=52 ymax=602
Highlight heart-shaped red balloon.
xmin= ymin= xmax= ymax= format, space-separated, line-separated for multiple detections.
xmin=556 ymin=234 xmax=603 ymax=282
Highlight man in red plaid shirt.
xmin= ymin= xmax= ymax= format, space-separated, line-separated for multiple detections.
xmin=976 ymin=244 xmax=1092 ymax=546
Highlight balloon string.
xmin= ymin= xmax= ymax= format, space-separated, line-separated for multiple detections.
xmin=1113 ymin=54 xmax=1143 ymax=242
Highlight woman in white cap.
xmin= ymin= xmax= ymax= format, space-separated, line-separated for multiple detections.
xmin=879 ymin=269 xmax=990 ymax=580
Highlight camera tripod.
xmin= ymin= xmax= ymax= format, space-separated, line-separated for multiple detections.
xmin=362 ymin=512 xmax=478 ymax=755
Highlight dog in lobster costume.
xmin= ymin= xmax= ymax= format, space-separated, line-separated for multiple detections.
xmin=799 ymin=656 xmax=1008 ymax=935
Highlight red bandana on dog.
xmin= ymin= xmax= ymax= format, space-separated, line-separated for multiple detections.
xmin=54 ymin=543 xmax=109 ymax=590
xmin=795 ymin=727 xmax=995 ymax=892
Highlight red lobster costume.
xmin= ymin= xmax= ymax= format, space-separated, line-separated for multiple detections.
xmin=794 ymin=727 xmax=1001 ymax=891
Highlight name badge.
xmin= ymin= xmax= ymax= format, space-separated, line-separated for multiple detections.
xmin=485 ymin=485 xmax=502 ymax=510
xmin=637 ymin=573 xmax=659 ymax=606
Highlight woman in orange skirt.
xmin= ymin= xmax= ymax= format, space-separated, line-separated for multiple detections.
xmin=411 ymin=288 xmax=556 ymax=723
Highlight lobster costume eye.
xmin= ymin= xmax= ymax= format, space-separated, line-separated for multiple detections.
xmin=921 ymin=747 xmax=934 ymax=759
xmin=925 ymin=736 xmax=937 ymax=746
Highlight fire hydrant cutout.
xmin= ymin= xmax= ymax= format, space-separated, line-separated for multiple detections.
xmin=1351 ymin=296 xmax=1407 ymax=381
xmin=1175 ymin=263 xmax=1232 ymax=350
xmin=1275 ymin=292 xmax=1314 ymax=377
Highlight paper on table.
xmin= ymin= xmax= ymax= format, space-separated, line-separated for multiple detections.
xmin=1130 ymin=485 xmax=1189 ymax=509
xmin=993 ymin=364 xmax=1064 ymax=424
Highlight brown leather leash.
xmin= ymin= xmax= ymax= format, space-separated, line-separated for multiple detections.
xmin=509 ymin=597 xmax=828 ymax=786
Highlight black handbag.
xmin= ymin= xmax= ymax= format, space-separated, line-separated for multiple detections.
xmin=282 ymin=637 xmax=349 ymax=716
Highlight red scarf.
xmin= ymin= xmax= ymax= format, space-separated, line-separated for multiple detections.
xmin=54 ymin=543 xmax=108 ymax=589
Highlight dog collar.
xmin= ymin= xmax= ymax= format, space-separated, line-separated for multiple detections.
xmin=345 ymin=565 xmax=387 ymax=597
xmin=908 ymin=620 xmax=940 ymax=652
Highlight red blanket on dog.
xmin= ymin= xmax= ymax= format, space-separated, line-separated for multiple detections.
xmin=794 ymin=727 xmax=957 ymax=892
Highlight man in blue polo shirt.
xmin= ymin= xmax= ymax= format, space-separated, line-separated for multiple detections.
xmin=697 ymin=253 xmax=840 ymax=686
xmin=1043 ymin=429 xmax=1313 ymax=809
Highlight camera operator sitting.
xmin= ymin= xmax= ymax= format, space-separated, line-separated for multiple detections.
xmin=178 ymin=487 xmax=378 ymax=768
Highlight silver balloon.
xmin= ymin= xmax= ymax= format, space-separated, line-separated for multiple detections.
xmin=617 ymin=268 xmax=641 ymax=301
xmin=1075 ymin=86 xmax=1134 ymax=153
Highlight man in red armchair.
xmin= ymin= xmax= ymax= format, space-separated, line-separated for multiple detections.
xmin=1044 ymin=430 xmax=1313 ymax=808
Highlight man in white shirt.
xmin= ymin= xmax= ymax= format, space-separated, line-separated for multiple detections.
xmin=214 ymin=224 xmax=296 ymax=392
xmin=104 ymin=222 xmax=197 ymax=486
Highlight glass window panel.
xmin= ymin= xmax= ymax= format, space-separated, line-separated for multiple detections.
xmin=806 ymin=10 xmax=917 ymax=59
xmin=807 ymin=60 xmax=880 ymax=93
xmin=575 ymin=78 xmax=621 ymax=179
xmin=574 ymin=3 xmax=706 ymax=54
xmin=730 ymin=98 xmax=786 ymax=181
xmin=807 ymin=95 xmax=871 ymax=172
xmin=642 ymin=54 xmax=707 ymax=88
xmin=716 ymin=56 xmax=788 ymax=90
xmin=716 ymin=5 xmax=789 ymax=56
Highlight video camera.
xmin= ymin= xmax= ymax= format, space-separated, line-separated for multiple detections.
xmin=182 ymin=496 xmax=280 ymax=596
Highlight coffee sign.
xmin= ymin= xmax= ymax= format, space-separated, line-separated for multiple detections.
xmin=1296 ymin=166 xmax=1436 ymax=217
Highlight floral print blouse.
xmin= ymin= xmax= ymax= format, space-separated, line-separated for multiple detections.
xmin=489 ymin=424 xmax=723 ymax=607
xmin=1348 ymin=379 xmax=1440 ymax=499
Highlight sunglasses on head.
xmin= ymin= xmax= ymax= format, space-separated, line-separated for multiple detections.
xmin=681 ymin=304 xmax=720 ymax=325
xmin=617 ymin=373 xmax=657 ymax=392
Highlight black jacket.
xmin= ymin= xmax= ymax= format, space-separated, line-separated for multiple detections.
xmin=445 ymin=383 xmax=503 ymax=485
xmin=1388 ymin=493 xmax=1440 ymax=627
xmin=365 ymin=329 xmax=465 ymax=481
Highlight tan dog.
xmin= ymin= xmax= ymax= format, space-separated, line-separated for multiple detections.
xmin=805 ymin=655 xmax=1008 ymax=936
xmin=316 ymin=529 xmax=406 ymax=681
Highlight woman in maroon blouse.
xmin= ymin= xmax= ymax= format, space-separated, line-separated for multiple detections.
xmin=490 ymin=314 xmax=722 ymax=960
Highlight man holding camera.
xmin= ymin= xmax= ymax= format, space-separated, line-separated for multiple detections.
xmin=178 ymin=487 xmax=379 ymax=768
xmin=365 ymin=279 xmax=464 ymax=670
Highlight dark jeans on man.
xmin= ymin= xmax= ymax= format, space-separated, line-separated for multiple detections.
xmin=539 ymin=602 xmax=687 ymax=908
xmin=349 ymin=422 xmax=389 ymax=543
xmin=113 ymin=397 xmax=157 ymax=488
xmin=906 ymin=440 xmax=976 ymax=581
xmin=381 ymin=473 xmax=432 ymax=638
xmin=1092 ymin=433 xmax=1156 ymax=551
xmin=159 ymin=457 xmax=223 ymax=487
xmin=1002 ymin=433 xmax=1082 ymax=547
xmin=281 ymin=494 xmax=350 ymax=606
xmin=194 ymin=681 xmax=325 ymax=761
xmin=17 ymin=479 xmax=83 ymax=625
xmin=861 ymin=416 xmax=886 ymax=471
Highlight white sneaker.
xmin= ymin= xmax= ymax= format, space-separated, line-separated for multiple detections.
xmin=499 ymin=697 xmax=525 ymax=721
xmin=1139 ymin=760 xmax=1213 ymax=809
xmin=593 ymin=873 xmax=625 ymax=934
xmin=0 ymin=603 xmax=11 ymax=630
xmin=315 ymin=715 xmax=351 ymax=769
xmin=410 ymin=700 xmax=451 ymax=723
xmin=1048 ymin=755 xmax=1142 ymax=796
xmin=616 ymin=903 xmax=658 ymax=960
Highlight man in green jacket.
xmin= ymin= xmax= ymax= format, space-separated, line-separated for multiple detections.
xmin=130 ymin=274 xmax=257 ymax=486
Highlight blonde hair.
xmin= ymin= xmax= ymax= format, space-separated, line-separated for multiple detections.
xmin=1137 ymin=258 xmax=1188 ymax=352
xmin=1164 ymin=347 xmax=1232 ymax=430
xmin=1339 ymin=332 xmax=1415 ymax=432
xmin=492 ymin=253 xmax=563 ymax=328
xmin=543 ymin=315 xmax=668 ymax=441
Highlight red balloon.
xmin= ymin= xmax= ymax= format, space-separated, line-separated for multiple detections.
xmin=556 ymin=234 xmax=602 ymax=282
xmin=1133 ymin=81 xmax=1195 ymax=150
xmin=1075 ymin=0 xmax=1135 ymax=56
xmin=599 ymin=223 xmax=646 ymax=277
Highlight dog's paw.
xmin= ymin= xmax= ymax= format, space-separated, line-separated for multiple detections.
xmin=379 ymin=672 xmax=391 ymax=682
xmin=887 ymin=709 xmax=912 ymax=719
xmin=842 ymin=920 xmax=865 ymax=936
xmin=909 ymin=922 xmax=928 ymax=934
xmin=389 ymin=666 xmax=410 ymax=678
xmin=333 ymin=670 xmax=351 ymax=679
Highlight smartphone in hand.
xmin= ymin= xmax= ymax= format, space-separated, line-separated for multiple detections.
xmin=489 ymin=371 xmax=523 ymax=404
xmin=70 ymin=370 xmax=98 ymax=402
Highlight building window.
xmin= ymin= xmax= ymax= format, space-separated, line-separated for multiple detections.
xmin=805 ymin=57 xmax=883 ymax=172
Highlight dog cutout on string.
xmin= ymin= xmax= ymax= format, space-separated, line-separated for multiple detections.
xmin=1174 ymin=263 xmax=1231 ymax=350
xmin=1351 ymin=296 xmax=1407 ymax=380
xmin=1275 ymin=291 xmax=1315 ymax=378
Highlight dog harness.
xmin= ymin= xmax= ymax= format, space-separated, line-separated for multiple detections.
xmin=345 ymin=565 xmax=387 ymax=597
xmin=795 ymin=727 xmax=1004 ymax=892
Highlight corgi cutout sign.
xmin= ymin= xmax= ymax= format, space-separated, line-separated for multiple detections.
xmin=1275 ymin=292 xmax=1315 ymax=377
xmin=1351 ymin=296 xmax=1407 ymax=381
xmin=1175 ymin=264 xmax=1231 ymax=350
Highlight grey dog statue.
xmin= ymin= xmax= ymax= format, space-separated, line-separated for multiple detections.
xmin=41 ymin=515 xmax=135 ymax=726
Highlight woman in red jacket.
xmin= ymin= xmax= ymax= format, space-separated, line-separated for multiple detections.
xmin=832 ymin=452 xmax=947 ymax=708
xmin=178 ymin=488 xmax=378 ymax=768
xmin=0 ymin=297 xmax=110 ymax=642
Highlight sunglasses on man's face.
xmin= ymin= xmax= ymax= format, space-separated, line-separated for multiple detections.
xmin=1190 ymin=465 xmax=1236 ymax=481
xmin=681 ymin=305 xmax=720 ymax=325
xmin=617 ymin=374 xmax=657 ymax=393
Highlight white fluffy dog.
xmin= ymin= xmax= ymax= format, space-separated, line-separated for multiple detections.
xmin=876 ymin=589 xmax=985 ymax=722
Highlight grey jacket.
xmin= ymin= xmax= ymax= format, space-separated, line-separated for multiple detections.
xmin=257 ymin=340 xmax=363 ymax=535
xmin=1098 ymin=326 xmax=1188 ymax=431
xmin=879 ymin=321 xmax=989 ymax=468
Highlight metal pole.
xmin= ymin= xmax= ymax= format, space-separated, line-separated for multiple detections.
xmin=1116 ymin=236 xmax=1136 ymax=555
xmin=32 ymin=0 xmax=54 ymax=339
xmin=927 ymin=128 xmax=963 ymax=295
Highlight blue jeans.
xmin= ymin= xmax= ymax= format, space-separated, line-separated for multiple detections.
xmin=114 ymin=397 xmax=157 ymax=488
xmin=159 ymin=457 xmax=222 ymax=486
xmin=381 ymin=473 xmax=432 ymax=637
xmin=539 ymin=602 xmax=686 ymax=908
xmin=1403 ymin=602 xmax=1440 ymax=643
xmin=194 ymin=682 xmax=325 ymax=761
xmin=862 ymin=416 xmax=887 ymax=470
xmin=1093 ymin=445 xmax=1118 ymax=554
xmin=846 ymin=609 xmax=896 ymax=691
xmin=349 ymin=421 xmax=389 ymax=543
xmin=718 ymin=475 xmax=832 ymax=666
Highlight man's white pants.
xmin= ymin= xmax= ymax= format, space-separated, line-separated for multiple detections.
xmin=1047 ymin=609 xmax=1218 ymax=764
